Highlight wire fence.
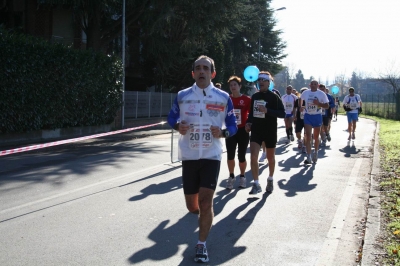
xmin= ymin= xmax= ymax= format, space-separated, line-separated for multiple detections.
xmin=124 ymin=91 xmax=177 ymax=118
xmin=361 ymin=93 xmax=400 ymax=120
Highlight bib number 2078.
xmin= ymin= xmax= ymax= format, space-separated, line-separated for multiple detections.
xmin=190 ymin=132 xmax=211 ymax=141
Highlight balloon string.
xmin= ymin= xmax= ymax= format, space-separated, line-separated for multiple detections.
xmin=256 ymin=83 xmax=260 ymax=90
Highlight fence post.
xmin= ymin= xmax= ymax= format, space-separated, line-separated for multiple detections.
xmin=135 ymin=91 xmax=138 ymax=119
xmin=149 ymin=92 xmax=151 ymax=118
xmin=160 ymin=90 xmax=162 ymax=117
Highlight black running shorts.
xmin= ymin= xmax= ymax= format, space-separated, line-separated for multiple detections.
xmin=250 ymin=126 xmax=277 ymax=148
xmin=182 ymin=159 xmax=221 ymax=194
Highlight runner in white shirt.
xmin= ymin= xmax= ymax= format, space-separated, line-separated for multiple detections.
xmin=342 ymin=87 xmax=362 ymax=140
xmin=281 ymin=85 xmax=298 ymax=143
xmin=300 ymin=80 xmax=329 ymax=164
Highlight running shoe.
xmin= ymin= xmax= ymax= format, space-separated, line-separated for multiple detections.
xmin=304 ymin=158 xmax=312 ymax=164
xmin=290 ymin=135 xmax=294 ymax=141
xmin=297 ymin=140 xmax=303 ymax=149
xmin=348 ymin=135 xmax=351 ymax=141
xmin=259 ymin=152 xmax=266 ymax=162
xmin=266 ymin=180 xmax=274 ymax=193
xmin=312 ymin=152 xmax=318 ymax=163
xmin=320 ymin=140 xmax=326 ymax=147
xmin=327 ymin=133 xmax=331 ymax=142
xmin=226 ymin=177 xmax=235 ymax=190
xmin=302 ymin=146 xmax=306 ymax=153
xmin=194 ymin=244 xmax=209 ymax=263
xmin=239 ymin=176 xmax=246 ymax=188
xmin=249 ymin=183 xmax=262 ymax=194
xmin=352 ymin=133 xmax=355 ymax=140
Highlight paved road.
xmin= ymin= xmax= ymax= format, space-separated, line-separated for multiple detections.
xmin=0 ymin=116 xmax=376 ymax=265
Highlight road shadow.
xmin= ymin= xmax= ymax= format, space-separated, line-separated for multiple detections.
xmin=177 ymin=193 xmax=269 ymax=265
xmin=127 ymin=175 xmax=183 ymax=201
xmin=277 ymin=163 xmax=317 ymax=197
xmin=278 ymin=153 xmax=307 ymax=172
xmin=127 ymin=191 xmax=269 ymax=265
xmin=339 ymin=141 xmax=361 ymax=157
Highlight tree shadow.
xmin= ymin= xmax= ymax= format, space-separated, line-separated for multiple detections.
xmin=277 ymin=164 xmax=317 ymax=197
xmin=0 ymin=138 xmax=170 ymax=191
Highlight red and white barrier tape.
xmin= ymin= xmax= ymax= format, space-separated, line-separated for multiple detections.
xmin=0 ymin=122 xmax=167 ymax=157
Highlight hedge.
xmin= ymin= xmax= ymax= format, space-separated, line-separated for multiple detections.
xmin=0 ymin=28 xmax=123 ymax=133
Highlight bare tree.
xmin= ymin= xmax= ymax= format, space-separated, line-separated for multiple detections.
xmin=377 ymin=61 xmax=400 ymax=94
xmin=334 ymin=73 xmax=349 ymax=96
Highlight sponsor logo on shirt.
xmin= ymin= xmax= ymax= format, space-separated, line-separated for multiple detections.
xmin=206 ymin=104 xmax=225 ymax=111
xmin=185 ymin=112 xmax=200 ymax=116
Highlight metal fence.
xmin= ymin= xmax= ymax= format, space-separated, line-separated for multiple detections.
xmin=124 ymin=91 xmax=177 ymax=118
xmin=361 ymin=93 xmax=400 ymax=120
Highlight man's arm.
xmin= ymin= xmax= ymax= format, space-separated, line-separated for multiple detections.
xmin=167 ymin=96 xmax=180 ymax=129
xmin=266 ymin=94 xmax=285 ymax=118
xmin=246 ymin=95 xmax=255 ymax=124
xmin=225 ymin=98 xmax=238 ymax=137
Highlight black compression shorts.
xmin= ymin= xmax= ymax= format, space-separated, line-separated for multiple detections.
xmin=225 ymin=127 xmax=249 ymax=162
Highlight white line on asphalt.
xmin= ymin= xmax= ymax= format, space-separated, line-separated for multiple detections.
xmin=315 ymin=158 xmax=363 ymax=266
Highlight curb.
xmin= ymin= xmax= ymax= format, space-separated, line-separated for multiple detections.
xmin=362 ymin=120 xmax=381 ymax=265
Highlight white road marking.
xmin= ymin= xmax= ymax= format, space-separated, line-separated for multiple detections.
xmin=315 ymin=158 xmax=363 ymax=265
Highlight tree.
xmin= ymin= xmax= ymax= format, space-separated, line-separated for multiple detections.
xmin=350 ymin=71 xmax=360 ymax=90
xmin=40 ymin=0 xmax=151 ymax=52
xmin=292 ymin=70 xmax=306 ymax=90
xmin=378 ymin=61 xmax=400 ymax=95
xmin=334 ymin=73 xmax=348 ymax=96
xmin=377 ymin=61 xmax=400 ymax=116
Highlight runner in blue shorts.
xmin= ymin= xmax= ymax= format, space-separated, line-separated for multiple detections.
xmin=343 ymin=87 xmax=362 ymax=140
xmin=300 ymin=80 xmax=329 ymax=164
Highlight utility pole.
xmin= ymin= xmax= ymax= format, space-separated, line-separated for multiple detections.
xmin=121 ymin=0 xmax=126 ymax=128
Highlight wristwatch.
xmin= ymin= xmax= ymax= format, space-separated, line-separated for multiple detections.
xmin=221 ymin=129 xmax=230 ymax=138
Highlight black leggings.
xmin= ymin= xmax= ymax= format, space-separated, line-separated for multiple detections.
xmin=225 ymin=127 xmax=249 ymax=162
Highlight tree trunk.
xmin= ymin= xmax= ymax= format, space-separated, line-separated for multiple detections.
xmin=85 ymin=4 xmax=102 ymax=51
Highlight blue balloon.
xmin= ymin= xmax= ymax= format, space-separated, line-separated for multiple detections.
xmin=269 ymin=81 xmax=274 ymax=91
xmin=243 ymin=66 xmax=259 ymax=82
xmin=331 ymin=86 xmax=339 ymax=94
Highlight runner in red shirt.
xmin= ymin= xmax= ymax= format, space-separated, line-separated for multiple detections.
xmin=225 ymin=76 xmax=251 ymax=189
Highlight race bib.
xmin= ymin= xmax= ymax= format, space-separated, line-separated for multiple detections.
xmin=234 ymin=109 xmax=241 ymax=125
xmin=189 ymin=124 xmax=213 ymax=149
xmin=350 ymin=100 xmax=357 ymax=109
xmin=307 ymin=100 xmax=318 ymax=114
xmin=253 ymin=100 xmax=265 ymax=118
xmin=285 ymin=102 xmax=293 ymax=112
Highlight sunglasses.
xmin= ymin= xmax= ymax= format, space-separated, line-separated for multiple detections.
xmin=257 ymin=78 xmax=270 ymax=82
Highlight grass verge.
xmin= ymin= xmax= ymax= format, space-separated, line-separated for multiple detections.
xmin=363 ymin=115 xmax=400 ymax=265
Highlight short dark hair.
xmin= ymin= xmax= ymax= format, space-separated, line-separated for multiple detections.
xmin=227 ymin=76 xmax=241 ymax=85
xmin=192 ymin=55 xmax=215 ymax=72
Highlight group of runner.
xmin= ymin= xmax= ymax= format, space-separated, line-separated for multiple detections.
xmin=167 ymin=55 xmax=362 ymax=263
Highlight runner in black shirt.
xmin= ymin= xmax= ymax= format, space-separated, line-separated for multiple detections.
xmin=245 ymin=71 xmax=285 ymax=194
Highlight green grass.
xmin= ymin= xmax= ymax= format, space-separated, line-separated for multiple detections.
xmin=364 ymin=115 xmax=400 ymax=264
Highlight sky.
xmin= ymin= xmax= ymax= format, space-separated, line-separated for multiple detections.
xmin=270 ymin=0 xmax=400 ymax=83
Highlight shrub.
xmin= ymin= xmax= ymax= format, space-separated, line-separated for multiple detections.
xmin=0 ymin=28 xmax=123 ymax=133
